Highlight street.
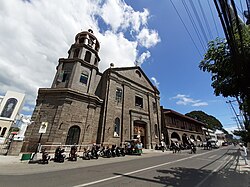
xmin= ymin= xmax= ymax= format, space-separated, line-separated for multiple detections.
xmin=0 ymin=146 xmax=249 ymax=187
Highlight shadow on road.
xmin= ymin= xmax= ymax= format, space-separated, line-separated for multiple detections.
xmin=113 ymin=149 xmax=249 ymax=187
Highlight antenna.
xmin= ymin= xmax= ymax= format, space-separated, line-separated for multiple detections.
xmin=135 ymin=60 xmax=139 ymax=66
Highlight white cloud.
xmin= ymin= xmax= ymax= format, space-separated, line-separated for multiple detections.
xmin=172 ymin=94 xmax=208 ymax=107
xmin=0 ymin=0 xmax=160 ymax=115
xmin=100 ymin=0 xmax=149 ymax=32
xmin=137 ymin=51 xmax=151 ymax=65
xmin=151 ymin=77 xmax=160 ymax=88
xmin=137 ymin=28 xmax=161 ymax=48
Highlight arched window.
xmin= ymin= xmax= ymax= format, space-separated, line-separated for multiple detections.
xmin=0 ymin=98 xmax=18 ymax=118
xmin=65 ymin=125 xmax=81 ymax=145
xmin=73 ymin=48 xmax=80 ymax=58
xmin=113 ymin=118 xmax=120 ymax=137
xmin=154 ymin=124 xmax=158 ymax=138
xmin=0 ymin=127 xmax=7 ymax=137
xmin=84 ymin=51 xmax=91 ymax=63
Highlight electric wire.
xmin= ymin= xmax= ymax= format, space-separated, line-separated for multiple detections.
xmin=208 ymin=0 xmax=220 ymax=37
xmin=181 ymin=0 xmax=206 ymax=52
xmin=169 ymin=0 xmax=203 ymax=58
xmin=198 ymin=0 xmax=213 ymax=39
xmin=189 ymin=0 xmax=209 ymax=43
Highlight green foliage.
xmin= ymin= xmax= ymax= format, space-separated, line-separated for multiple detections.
xmin=233 ymin=129 xmax=250 ymax=143
xmin=185 ymin=110 xmax=223 ymax=130
xmin=199 ymin=24 xmax=250 ymax=142
xmin=9 ymin=127 xmax=20 ymax=132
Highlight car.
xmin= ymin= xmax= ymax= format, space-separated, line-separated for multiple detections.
xmin=222 ymin=142 xmax=228 ymax=146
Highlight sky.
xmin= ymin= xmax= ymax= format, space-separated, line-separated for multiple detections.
xmin=0 ymin=0 xmax=247 ymax=134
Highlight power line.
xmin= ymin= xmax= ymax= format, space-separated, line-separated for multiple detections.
xmin=189 ymin=0 xmax=209 ymax=43
xmin=208 ymin=0 xmax=220 ymax=37
xmin=181 ymin=0 xmax=206 ymax=52
xmin=198 ymin=0 xmax=213 ymax=39
xmin=169 ymin=0 xmax=203 ymax=58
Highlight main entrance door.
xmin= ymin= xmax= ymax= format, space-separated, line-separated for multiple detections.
xmin=66 ymin=125 xmax=81 ymax=145
xmin=133 ymin=121 xmax=146 ymax=148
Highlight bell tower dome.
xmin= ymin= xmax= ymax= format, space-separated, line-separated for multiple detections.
xmin=51 ymin=29 xmax=101 ymax=95
xmin=68 ymin=29 xmax=100 ymax=67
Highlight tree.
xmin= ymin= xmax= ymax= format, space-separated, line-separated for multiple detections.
xmin=199 ymin=26 xmax=250 ymax=142
xmin=185 ymin=111 xmax=223 ymax=130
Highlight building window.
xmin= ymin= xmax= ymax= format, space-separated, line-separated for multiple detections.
xmin=135 ymin=96 xmax=143 ymax=108
xmin=153 ymin=102 xmax=157 ymax=113
xmin=135 ymin=70 xmax=141 ymax=78
xmin=94 ymin=58 xmax=98 ymax=65
xmin=154 ymin=124 xmax=158 ymax=138
xmin=73 ymin=49 xmax=80 ymax=58
xmin=0 ymin=98 xmax=18 ymax=118
xmin=0 ymin=127 xmax=7 ymax=137
xmin=84 ymin=51 xmax=91 ymax=63
xmin=79 ymin=37 xmax=85 ymax=43
xmin=114 ymin=118 xmax=120 ymax=137
xmin=62 ymin=71 xmax=70 ymax=82
xmin=116 ymin=88 xmax=122 ymax=103
xmin=80 ymin=72 xmax=88 ymax=84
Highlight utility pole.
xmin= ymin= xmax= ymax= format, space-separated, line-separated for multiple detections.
xmin=226 ymin=100 xmax=244 ymax=130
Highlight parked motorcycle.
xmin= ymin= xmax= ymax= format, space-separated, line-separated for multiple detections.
xmin=68 ymin=145 xmax=77 ymax=161
xmin=103 ymin=146 xmax=112 ymax=158
xmin=82 ymin=148 xmax=91 ymax=160
xmin=90 ymin=145 xmax=99 ymax=159
xmin=54 ymin=146 xmax=65 ymax=163
xmin=38 ymin=148 xmax=50 ymax=164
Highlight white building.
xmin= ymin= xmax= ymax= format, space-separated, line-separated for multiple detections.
xmin=0 ymin=91 xmax=25 ymax=144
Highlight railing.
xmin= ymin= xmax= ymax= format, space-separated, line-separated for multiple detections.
xmin=39 ymin=144 xmax=100 ymax=154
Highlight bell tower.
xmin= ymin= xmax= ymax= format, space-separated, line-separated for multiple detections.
xmin=21 ymin=29 xmax=104 ymax=153
xmin=51 ymin=29 xmax=100 ymax=94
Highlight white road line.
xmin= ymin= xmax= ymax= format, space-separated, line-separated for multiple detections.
xmin=195 ymin=155 xmax=234 ymax=187
xmin=208 ymin=155 xmax=217 ymax=159
xmin=73 ymin=149 xmax=220 ymax=187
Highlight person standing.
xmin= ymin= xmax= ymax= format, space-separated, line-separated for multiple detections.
xmin=240 ymin=143 xmax=248 ymax=165
xmin=160 ymin=140 xmax=165 ymax=152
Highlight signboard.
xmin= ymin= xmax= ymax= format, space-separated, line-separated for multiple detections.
xmin=39 ymin=122 xmax=48 ymax=134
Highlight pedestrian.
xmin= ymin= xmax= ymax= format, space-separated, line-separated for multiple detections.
xmin=240 ymin=143 xmax=248 ymax=165
xmin=160 ymin=140 xmax=165 ymax=152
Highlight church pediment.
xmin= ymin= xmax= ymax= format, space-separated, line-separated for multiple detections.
xmin=110 ymin=67 xmax=159 ymax=94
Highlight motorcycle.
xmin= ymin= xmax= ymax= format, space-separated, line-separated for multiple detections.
xmin=103 ymin=146 xmax=112 ymax=158
xmin=68 ymin=146 xmax=77 ymax=161
xmin=90 ymin=146 xmax=99 ymax=159
xmin=82 ymin=148 xmax=91 ymax=160
xmin=54 ymin=147 xmax=66 ymax=163
xmin=38 ymin=148 xmax=50 ymax=164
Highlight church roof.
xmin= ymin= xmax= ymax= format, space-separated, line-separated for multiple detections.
xmin=104 ymin=66 xmax=159 ymax=94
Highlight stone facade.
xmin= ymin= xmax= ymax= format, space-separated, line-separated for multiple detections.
xmin=22 ymin=30 xmax=161 ymax=152
xmin=161 ymin=108 xmax=205 ymax=146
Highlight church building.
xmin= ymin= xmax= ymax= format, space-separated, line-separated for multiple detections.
xmin=22 ymin=29 xmax=161 ymax=152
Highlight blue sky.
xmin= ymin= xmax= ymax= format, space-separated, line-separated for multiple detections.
xmin=0 ymin=0 xmax=247 ymax=133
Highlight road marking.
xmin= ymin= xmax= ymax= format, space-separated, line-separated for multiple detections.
xmin=208 ymin=155 xmax=217 ymax=159
xmin=73 ymin=149 xmax=220 ymax=187
xmin=195 ymin=155 xmax=234 ymax=187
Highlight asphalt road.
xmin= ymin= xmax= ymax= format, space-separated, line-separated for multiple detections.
xmin=0 ymin=146 xmax=249 ymax=187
